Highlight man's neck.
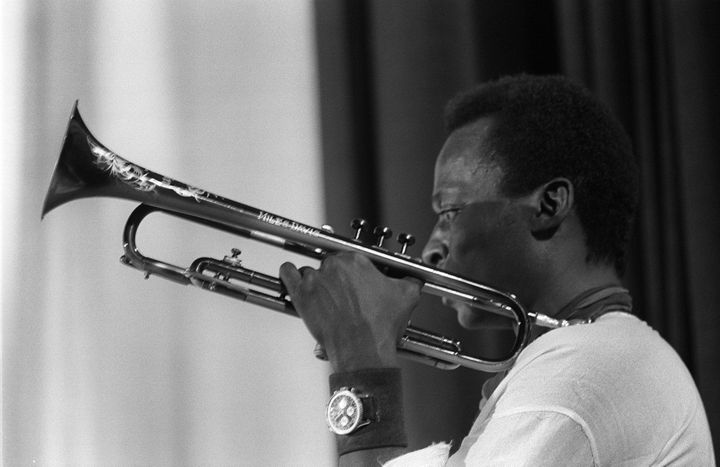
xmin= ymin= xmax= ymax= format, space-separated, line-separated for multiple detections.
xmin=529 ymin=262 xmax=622 ymax=318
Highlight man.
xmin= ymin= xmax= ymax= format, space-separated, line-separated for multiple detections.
xmin=279 ymin=75 xmax=714 ymax=465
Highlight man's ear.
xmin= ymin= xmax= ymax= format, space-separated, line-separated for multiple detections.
xmin=530 ymin=177 xmax=574 ymax=239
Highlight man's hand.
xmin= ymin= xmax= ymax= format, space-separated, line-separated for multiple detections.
xmin=279 ymin=252 xmax=421 ymax=372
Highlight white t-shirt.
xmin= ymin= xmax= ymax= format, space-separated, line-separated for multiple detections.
xmin=388 ymin=313 xmax=715 ymax=466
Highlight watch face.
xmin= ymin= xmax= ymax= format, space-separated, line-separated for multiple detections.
xmin=327 ymin=388 xmax=363 ymax=435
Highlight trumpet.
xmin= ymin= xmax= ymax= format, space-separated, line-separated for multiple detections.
xmin=42 ymin=102 xmax=566 ymax=373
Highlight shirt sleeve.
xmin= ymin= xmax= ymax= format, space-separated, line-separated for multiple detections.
xmin=463 ymin=410 xmax=596 ymax=466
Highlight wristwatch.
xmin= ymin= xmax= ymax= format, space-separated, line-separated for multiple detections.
xmin=326 ymin=387 xmax=375 ymax=435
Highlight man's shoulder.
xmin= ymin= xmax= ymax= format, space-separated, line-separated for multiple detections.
xmin=519 ymin=312 xmax=667 ymax=368
xmin=482 ymin=312 xmax=713 ymax=466
xmin=496 ymin=312 xmax=692 ymax=412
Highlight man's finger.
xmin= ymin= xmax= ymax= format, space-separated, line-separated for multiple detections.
xmin=279 ymin=262 xmax=301 ymax=294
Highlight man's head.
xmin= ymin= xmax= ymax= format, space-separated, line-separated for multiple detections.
xmin=422 ymin=75 xmax=638 ymax=324
xmin=444 ymin=75 xmax=638 ymax=273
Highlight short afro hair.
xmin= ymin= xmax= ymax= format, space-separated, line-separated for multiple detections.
xmin=445 ymin=74 xmax=638 ymax=274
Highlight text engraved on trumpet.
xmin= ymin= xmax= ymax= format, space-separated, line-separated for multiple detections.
xmin=257 ymin=212 xmax=320 ymax=237
xmin=89 ymin=138 xmax=206 ymax=201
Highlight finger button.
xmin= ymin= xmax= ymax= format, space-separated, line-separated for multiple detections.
xmin=397 ymin=233 xmax=416 ymax=255
xmin=350 ymin=218 xmax=367 ymax=240
xmin=372 ymin=226 xmax=393 ymax=248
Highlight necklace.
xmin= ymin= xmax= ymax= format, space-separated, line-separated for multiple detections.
xmin=555 ymin=285 xmax=633 ymax=321
xmin=530 ymin=285 xmax=633 ymax=332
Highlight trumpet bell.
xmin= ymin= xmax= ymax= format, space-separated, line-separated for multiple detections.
xmin=43 ymin=102 xmax=103 ymax=217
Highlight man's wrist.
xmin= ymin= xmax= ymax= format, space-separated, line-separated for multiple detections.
xmin=327 ymin=368 xmax=407 ymax=456
xmin=324 ymin=332 xmax=399 ymax=372
xmin=328 ymin=348 xmax=399 ymax=372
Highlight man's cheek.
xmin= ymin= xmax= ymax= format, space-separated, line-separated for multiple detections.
xmin=446 ymin=248 xmax=486 ymax=282
xmin=449 ymin=224 xmax=480 ymax=258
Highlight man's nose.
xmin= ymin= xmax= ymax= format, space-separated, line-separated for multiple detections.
xmin=421 ymin=233 xmax=448 ymax=268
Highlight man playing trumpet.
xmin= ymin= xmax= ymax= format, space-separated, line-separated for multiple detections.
xmin=280 ymin=75 xmax=714 ymax=465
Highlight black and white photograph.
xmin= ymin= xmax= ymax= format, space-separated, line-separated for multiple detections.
xmin=2 ymin=1 xmax=718 ymax=465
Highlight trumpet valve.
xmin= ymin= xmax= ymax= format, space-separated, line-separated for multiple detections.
xmin=372 ymin=226 xmax=393 ymax=248
xmin=350 ymin=218 xmax=367 ymax=240
xmin=222 ymin=248 xmax=243 ymax=267
xmin=397 ymin=233 xmax=416 ymax=255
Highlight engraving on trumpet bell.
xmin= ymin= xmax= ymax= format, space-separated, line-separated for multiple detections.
xmin=89 ymin=138 xmax=207 ymax=201
xmin=257 ymin=211 xmax=320 ymax=237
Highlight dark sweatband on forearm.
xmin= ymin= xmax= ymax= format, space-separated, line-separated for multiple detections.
xmin=328 ymin=368 xmax=407 ymax=455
